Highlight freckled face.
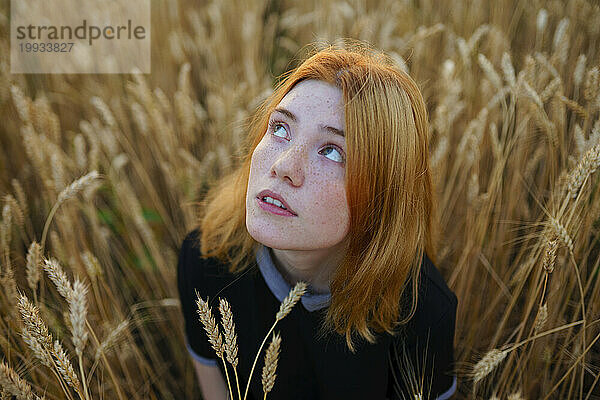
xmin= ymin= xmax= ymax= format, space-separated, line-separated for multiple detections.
xmin=246 ymin=79 xmax=350 ymax=251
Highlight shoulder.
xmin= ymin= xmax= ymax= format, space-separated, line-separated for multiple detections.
xmin=177 ymin=228 xmax=233 ymax=295
xmin=420 ymin=254 xmax=458 ymax=322
xmin=388 ymin=255 xmax=458 ymax=399
xmin=406 ymin=253 xmax=458 ymax=336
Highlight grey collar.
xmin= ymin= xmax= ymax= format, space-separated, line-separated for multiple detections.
xmin=255 ymin=244 xmax=331 ymax=312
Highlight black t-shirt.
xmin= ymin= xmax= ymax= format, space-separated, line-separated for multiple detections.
xmin=177 ymin=228 xmax=458 ymax=399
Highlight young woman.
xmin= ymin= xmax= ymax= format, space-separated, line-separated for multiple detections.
xmin=177 ymin=40 xmax=458 ymax=400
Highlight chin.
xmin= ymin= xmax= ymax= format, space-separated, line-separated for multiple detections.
xmin=246 ymin=222 xmax=291 ymax=250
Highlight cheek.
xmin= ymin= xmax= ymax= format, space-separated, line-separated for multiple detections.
xmin=250 ymin=140 xmax=275 ymax=169
xmin=311 ymin=180 xmax=349 ymax=221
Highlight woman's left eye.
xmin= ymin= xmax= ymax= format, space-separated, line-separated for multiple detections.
xmin=269 ymin=120 xmax=288 ymax=139
xmin=319 ymin=146 xmax=344 ymax=163
xmin=268 ymin=120 xmax=345 ymax=163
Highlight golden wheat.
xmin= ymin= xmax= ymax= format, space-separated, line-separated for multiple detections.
xmin=472 ymin=349 xmax=508 ymax=384
xmin=1 ymin=1 xmax=599 ymax=398
xmin=0 ymin=361 xmax=39 ymax=400
xmin=261 ymin=332 xmax=281 ymax=398
xmin=195 ymin=292 xmax=225 ymax=358
xmin=43 ymin=258 xmax=73 ymax=300
xmin=276 ymin=281 xmax=308 ymax=321
xmin=25 ymin=242 xmax=41 ymax=293
xmin=68 ymin=279 xmax=89 ymax=357
xmin=219 ymin=298 xmax=239 ymax=368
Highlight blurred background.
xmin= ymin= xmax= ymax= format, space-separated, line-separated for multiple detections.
xmin=0 ymin=0 xmax=599 ymax=398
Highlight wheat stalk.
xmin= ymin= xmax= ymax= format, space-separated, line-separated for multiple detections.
xmin=90 ymin=96 xmax=116 ymax=128
xmin=536 ymin=9 xmax=548 ymax=35
xmin=40 ymin=171 xmax=101 ymax=254
xmin=25 ymin=242 xmax=42 ymax=295
xmin=507 ymin=391 xmax=525 ymax=400
xmin=549 ymin=217 xmax=574 ymax=254
xmin=567 ymin=143 xmax=600 ymax=199
xmin=261 ymin=332 xmax=281 ymax=399
xmin=52 ymin=340 xmax=83 ymax=398
xmin=477 ymin=53 xmax=502 ymax=90
xmin=16 ymin=293 xmax=80 ymax=399
xmin=219 ymin=298 xmax=241 ymax=400
xmin=3 ymin=195 xmax=24 ymax=230
xmin=195 ymin=292 xmax=225 ymax=358
xmin=95 ymin=319 xmax=130 ymax=361
xmin=275 ymin=281 xmax=307 ymax=321
xmin=69 ymin=279 xmax=89 ymax=357
xmin=20 ymin=327 xmax=51 ymax=368
xmin=573 ymin=54 xmax=587 ymax=88
xmin=560 ymin=96 xmax=587 ymax=119
xmin=10 ymin=85 xmax=30 ymax=122
xmin=0 ymin=361 xmax=40 ymax=400
xmin=584 ymin=67 xmax=599 ymax=102
xmin=73 ymin=134 xmax=87 ymax=170
xmin=219 ymin=298 xmax=239 ymax=367
xmin=534 ymin=303 xmax=548 ymax=334
xmin=501 ymin=52 xmax=516 ymax=88
xmin=56 ymin=170 xmax=100 ymax=205
xmin=244 ymin=281 xmax=307 ymax=400
xmin=43 ymin=258 xmax=73 ymax=300
xmin=522 ymin=80 xmax=543 ymax=110
xmin=17 ymin=293 xmax=52 ymax=350
xmin=81 ymin=251 xmax=103 ymax=280
xmin=472 ymin=348 xmax=508 ymax=384
xmin=195 ymin=293 xmax=234 ymax=398
xmin=542 ymin=237 xmax=558 ymax=274
xmin=1 ymin=203 xmax=11 ymax=260
xmin=11 ymin=179 xmax=29 ymax=226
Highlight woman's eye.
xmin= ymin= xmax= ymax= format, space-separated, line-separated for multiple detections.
xmin=269 ymin=121 xmax=287 ymax=138
xmin=269 ymin=120 xmax=345 ymax=163
xmin=320 ymin=146 xmax=344 ymax=163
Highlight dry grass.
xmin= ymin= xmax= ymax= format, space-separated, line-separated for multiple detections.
xmin=0 ymin=0 xmax=599 ymax=398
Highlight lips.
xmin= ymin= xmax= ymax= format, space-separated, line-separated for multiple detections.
xmin=257 ymin=189 xmax=297 ymax=216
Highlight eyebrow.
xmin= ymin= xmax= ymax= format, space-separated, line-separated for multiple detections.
xmin=272 ymin=107 xmax=345 ymax=138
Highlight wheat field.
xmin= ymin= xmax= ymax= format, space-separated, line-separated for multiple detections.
xmin=0 ymin=0 xmax=599 ymax=398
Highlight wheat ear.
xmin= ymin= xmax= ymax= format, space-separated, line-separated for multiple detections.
xmin=243 ymin=281 xmax=307 ymax=400
xmin=52 ymin=340 xmax=83 ymax=398
xmin=507 ymin=391 xmax=525 ymax=400
xmin=40 ymin=171 xmax=101 ymax=254
xmin=195 ymin=292 xmax=233 ymax=398
xmin=219 ymin=298 xmax=241 ymax=400
xmin=0 ymin=361 xmax=41 ymax=400
xmin=534 ymin=303 xmax=548 ymax=334
xmin=69 ymin=279 xmax=90 ymax=400
xmin=542 ymin=236 xmax=558 ymax=274
xmin=261 ymin=332 xmax=281 ymax=399
xmin=567 ymin=143 xmax=600 ymax=199
xmin=69 ymin=279 xmax=88 ymax=357
xmin=472 ymin=348 xmax=508 ymax=384
xmin=25 ymin=242 xmax=42 ymax=300
xmin=549 ymin=217 xmax=574 ymax=254
xmin=17 ymin=293 xmax=52 ymax=350
xmin=17 ymin=293 xmax=76 ymax=399
xmin=195 ymin=291 xmax=225 ymax=357
xmin=43 ymin=257 xmax=73 ymax=300
xmin=95 ymin=319 xmax=130 ymax=361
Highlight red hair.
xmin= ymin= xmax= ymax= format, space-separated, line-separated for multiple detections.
xmin=195 ymin=39 xmax=438 ymax=352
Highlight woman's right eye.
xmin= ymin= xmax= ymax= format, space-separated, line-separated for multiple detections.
xmin=268 ymin=120 xmax=287 ymax=139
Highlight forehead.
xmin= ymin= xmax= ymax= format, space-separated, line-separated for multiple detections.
xmin=276 ymin=79 xmax=345 ymax=126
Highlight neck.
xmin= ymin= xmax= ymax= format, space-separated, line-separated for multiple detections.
xmin=269 ymin=241 xmax=347 ymax=294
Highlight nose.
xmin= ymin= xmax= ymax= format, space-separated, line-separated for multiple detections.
xmin=270 ymin=143 xmax=307 ymax=186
